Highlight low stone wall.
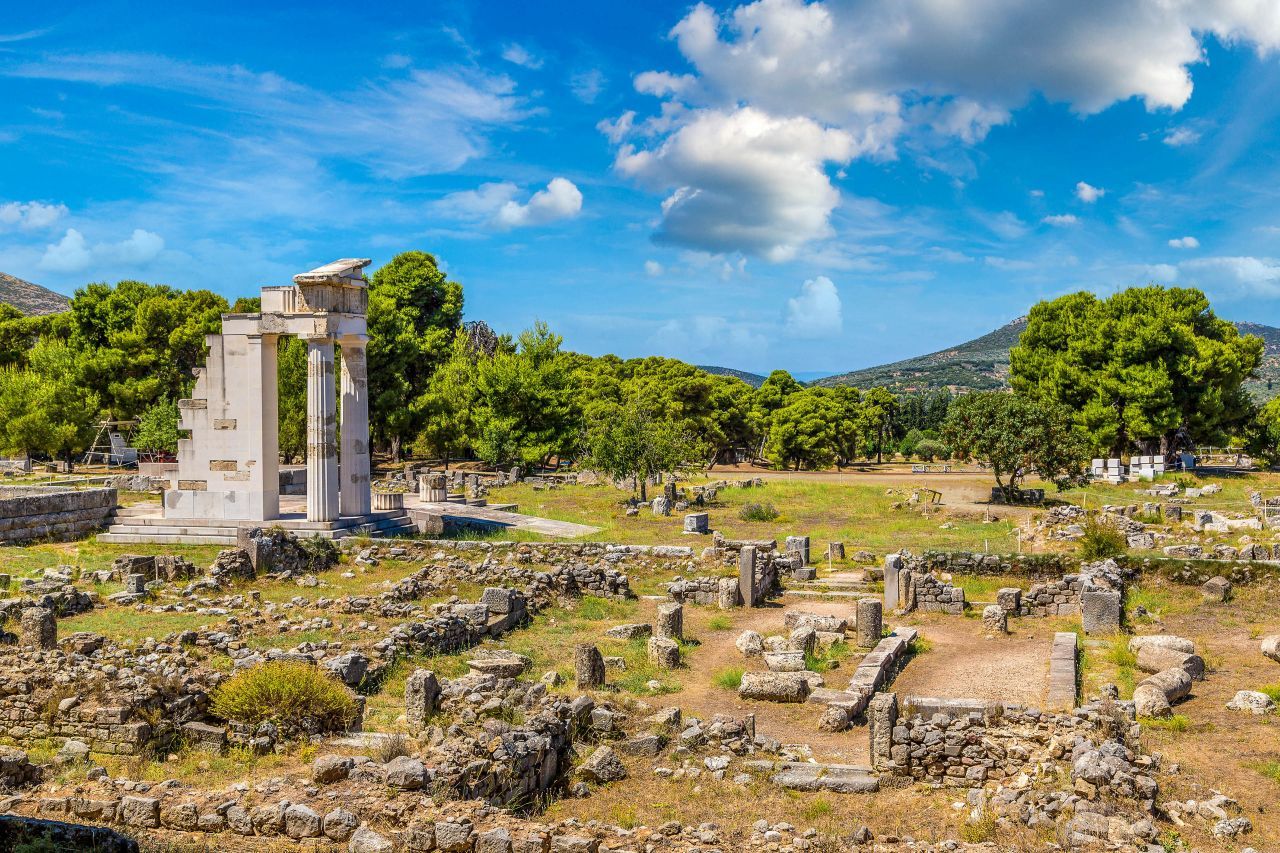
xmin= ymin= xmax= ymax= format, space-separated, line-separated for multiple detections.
xmin=0 ymin=486 xmax=116 ymax=544
xmin=913 ymin=549 xmax=1280 ymax=586
xmin=0 ymin=816 xmax=138 ymax=853
xmin=342 ymin=538 xmax=695 ymax=563
xmin=900 ymin=570 xmax=964 ymax=614
xmin=384 ymin=560 xmax=633 ymax=604
xmin=869 ymin=692 xmax=1138 ymax=787
xmin=667 ymin=554 xmax=780 ymax=608
xmin=385 ymin=589 xmax=530 ymax=657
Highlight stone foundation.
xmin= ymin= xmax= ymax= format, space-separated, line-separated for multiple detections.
xmin=0 ymin=486 xmax=116 ymax=544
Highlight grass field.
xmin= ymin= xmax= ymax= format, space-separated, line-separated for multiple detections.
xmin=490 ymin=477 xmax=1016 ymax=554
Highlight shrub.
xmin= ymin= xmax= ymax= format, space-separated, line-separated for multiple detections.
xmin=739 ymin=502 xmax=779 ymax=522
xmin=914 ymin=439 xmax=950 ymax=462
xmin=210 ymin=661 xmax=357 ymax=733
xmin=1078 ymin=517 xmax=1127 ymax=560
xmin=373 ymin=732 xmax=411 ymax=763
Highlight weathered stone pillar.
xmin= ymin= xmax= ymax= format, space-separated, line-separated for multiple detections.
xmin=405 ymin=669 xmax=441 ymax=735
xmin=305 ymin=336 xmax=339 ymax=523
xmin=20 ymin=607 xmax=56 ymax=649
xmin=648 ymin=636 xmax=680 ymax=669
xmin=250 ymin=333 xmax=280 ymax=520
xmin=868 ymin=692 xmax=898 ymax=772
xmin=856 ymin=599 xmax=883 ymax=647
xmin=574 ymin=644 xmax=606 ymax=688
xmin=883 ymin=553 xmax=902 ymax=612
xmin=338 ymin=337 xmax=371 ymax=517
xmin=655 ymin=602 xmax=683 ymax=641
xmin=738 ymin=546 xmax=757 ymax=608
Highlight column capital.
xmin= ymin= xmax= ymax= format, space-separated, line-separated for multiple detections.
xmin=305 ymin=334 xmax=334 ymax=345
xmin=337 ymin=334 xmax=369 ymax=349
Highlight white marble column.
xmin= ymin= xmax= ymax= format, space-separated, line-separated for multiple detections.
xmin=339 ymin=337 xmax=372 ymax=517
xmin=306 ymin=336 xmax=339 ymax=522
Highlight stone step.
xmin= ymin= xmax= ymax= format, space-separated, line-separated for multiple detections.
xmin=745 ymin=760 xmax=879 ymax=794
xmin=781 ymin=589 xmax=871 ymax=600
xmin=97 ymin=532 xmax=239 ymax=545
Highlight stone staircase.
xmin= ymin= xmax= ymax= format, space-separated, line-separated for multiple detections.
xmin=98 ymin=505 xmax=419 ymax=545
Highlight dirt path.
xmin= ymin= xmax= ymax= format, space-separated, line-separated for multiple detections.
xmin=889 ymin=612 xmax=1052 ymax=707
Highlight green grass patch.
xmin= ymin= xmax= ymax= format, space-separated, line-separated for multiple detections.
xmin=712 ymin=667 xmax=744 ymax=690
xmin=707 ymin=614 xmax=733 ymax=631
xmin=1141 ymin=714 xmax=1190 ymax=733
xmin=805 ymin=640 xmax=851 ymax=673
xmin=1258 ymin=684 xmax=1280 ymax=703
xmin=210 ymin=660 xmax=358 ymax=732
xmin=1250 ymin=760 xmax=1280 ymax=784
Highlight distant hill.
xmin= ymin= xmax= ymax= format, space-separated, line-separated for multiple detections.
xmin=0 ymin=272 xmax=70 ymax=315
xmin=811 ymin=317 xmax=1027 ymax=392
xmin=698 ymin=365 xmax=769 ymax=388
xmin=811 ymin=316 xmax=1280 ymax=400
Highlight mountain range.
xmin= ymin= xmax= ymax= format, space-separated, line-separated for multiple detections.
xmin=703 ymin=317 xmax=1280 ymax=399
xmin=0 ymin=272 xmax=71 ymax=315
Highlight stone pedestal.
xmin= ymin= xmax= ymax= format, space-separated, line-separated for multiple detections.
xmin=306 ymin=337 xmax=339 ymax=523
xmin=19 ymin=607 xmax=55 ymax=649
xmin=648 ymin=637 xmax=679 ymax=669
xmin=883 ymin=554 xmax=903 ymax=612
xmin=338 ymin=339 xmax=372 ymax=517
xmin=125 ymin=574 xmax=147 ymax=595
xmin=683 ymin=513 xmax=709 ymax=534
xmin=856 ymin=599 xmax=883 ymax=648
xmin=785 ymin=536 xmax=810 ymax=565
xmin=405 ymin=669 xmax=441 ymax=735
xmin=738 ymin=546 xmax=757 ymax=608
xmin=574 ymin=644 xmax=606 ymax=688
xmin=982 ymin=605 xmax=1008 ymax=634
xmin=655 ymin=602 xmax=683 ymax=641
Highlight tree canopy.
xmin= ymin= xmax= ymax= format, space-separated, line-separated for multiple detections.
xmin=1010 ymin=286 xmax=1262 ymax=456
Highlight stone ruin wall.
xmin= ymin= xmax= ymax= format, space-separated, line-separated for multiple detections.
xmin=869 ymin=693 xmax=1139 ymax=787
xmin=916 ymin=549 xmax=1280 ymax=586
xmin=0 ymin=486 xmax=116 ymax=544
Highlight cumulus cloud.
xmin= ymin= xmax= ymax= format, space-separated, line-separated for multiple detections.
xmin=433 ymin=178 xmax=583 ymax=230
xmin=1168 ymin=235 xmax=1200 ymax=249
xmin=614 ymin=107 xmax=854 ymax=260
xmin=0 ymin=200 xmax=67 ymax=230
xmin=644 ymin=260 xmax=664 ymax=276
xmin=602 ymin=0 xmax=1280 ymax=257
xmin=1042 ymin=214 xmax=1080 ymax=226
xmin=39 ymin=227 xmax=164 ymax=273
xmin=1075 ymin=181 xmax=1105 ymax=203
xmin=501 ymin=44 xmax=543 ymax=69
xmin=785 ymin=275 xmax=843 ymax=338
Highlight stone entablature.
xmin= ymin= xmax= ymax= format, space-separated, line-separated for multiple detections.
xmin=168 ymin=259 xmax=372 ymax=523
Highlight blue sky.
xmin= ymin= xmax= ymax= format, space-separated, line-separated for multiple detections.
xmin=3 ymin=1 xmax=1280 ymax=377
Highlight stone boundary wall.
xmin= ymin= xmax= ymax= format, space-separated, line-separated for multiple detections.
xmin=339 ymin=539 xmax=695 ymax=562
xmin=900 ymin=570 xmax=964 ymax=614
xmin=0 ymin=486 xmax=116 ymax=544
xmin=868 ymin=692 xmax=1136 ymax=787
xmin=667 ymin=558 xmax=780 ymax=608
xmin=384 ymin=560 xmax=633 ymax=604
xmin=385 ymin=589 xmax=530 ymax=658
xmin=913 ymin=550 xmax=1280 ymax=585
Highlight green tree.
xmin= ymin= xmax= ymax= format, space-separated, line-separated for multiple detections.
xmin=1010 ymin=286 xmax=1262 ymax=456
xmin=1246 ymin=397 xmax=1280 ymax=467
xmin=413 ymin=329 xmax=482 ymax=467
xmin=472 ymin=321 xmax=577 ymax=470
xmin=133 ymin=398 xmax=179 ymax=454
xmin=0 ymin=340 xmax=99 ymax=460
xmin=861 ymin=387 xmax=897 ymax=463
xmin=583 ymin=402 xmax=704 ymax=500
xmin=914 ymin=438 xmax=949 ymax=462
xmin=765 ymin=391 xmax=838 ymax=470
xmin=277 ymin=337 xmax=307 ymax=463
xmin=942 ymin=391 xmax=1088 ymax=500
xmin=366 ymin=251 xmax=464 ymax=460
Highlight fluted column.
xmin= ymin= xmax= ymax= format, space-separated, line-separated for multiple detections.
xmin=339 ymin=336 xmax=372 ymax=517
xmin=306 ymin=336 xmax=339 ymax=522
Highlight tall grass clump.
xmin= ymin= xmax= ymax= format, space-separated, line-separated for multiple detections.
xmin=210 ymin=661 xmax=357 ymax=733
xmin=1078 ymin=517 xmax=1127 ymax=560
xmin=739 ymin=502 xmax=779 ymax=522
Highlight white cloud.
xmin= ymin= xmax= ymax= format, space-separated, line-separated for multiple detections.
xmin=597 ymin=111 xmax=636 ymax=144
xmin=1029 ymin=189 xmax=1045 ymax=198
xmin=434 ymin=178 xmax=583 ymax=230
xmin=501 ymin=44 xmax=543 ymax=70
xmin=1179 ymin=256 xmax=1280 ymax=298
xmin=9 ymin=53 xmax=527 ymax=179
xmin=1168 ymin=235 xmax=1200 ymax=249
xmin=1042 ymin=214 xmax=1080 ymax=227
xmin=652 ymin=314 xmax=769 ymax=361
xmin=785 ymin=275 xmax=843 ymax=338
xmin=0 ymin=200 xmax=68 ymax=230
xmin=381 ymin=53 xmax=411 ymax=70
xmin=38 ymin=227 xmax=164 ymax=273
xmin=570 ymin=69 xmax=605 ymax=103
xmin=614 ymin=107 xmax=854 ymax=260
xmin=1075 ymin=181 xmax=1105 ymax=203
xmin=1163 ymin=126 xmax=1201 ymax=146
xmin=39 ymin=228 xmax=91 ymax=273
xmin=644 ymin=260 xmax=664 ymax=277
xmin=604 ymin=0 xmax=1280 ymax=257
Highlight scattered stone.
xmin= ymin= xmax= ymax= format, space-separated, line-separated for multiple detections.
xmin=738 ymin=671 xmax=810 ymax=703
xmin=578 ymin=745 xmax=627 ymax=783
xmin=1226 ymin=690 xmax=1276 ymax=715
xmin=981 ymin=605 xmax=1007 ymax=634
xmin=1201 ymin=575 xmax=1232 ymax=603
xmin=735 ymin=630 xmax=764 ymax=657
